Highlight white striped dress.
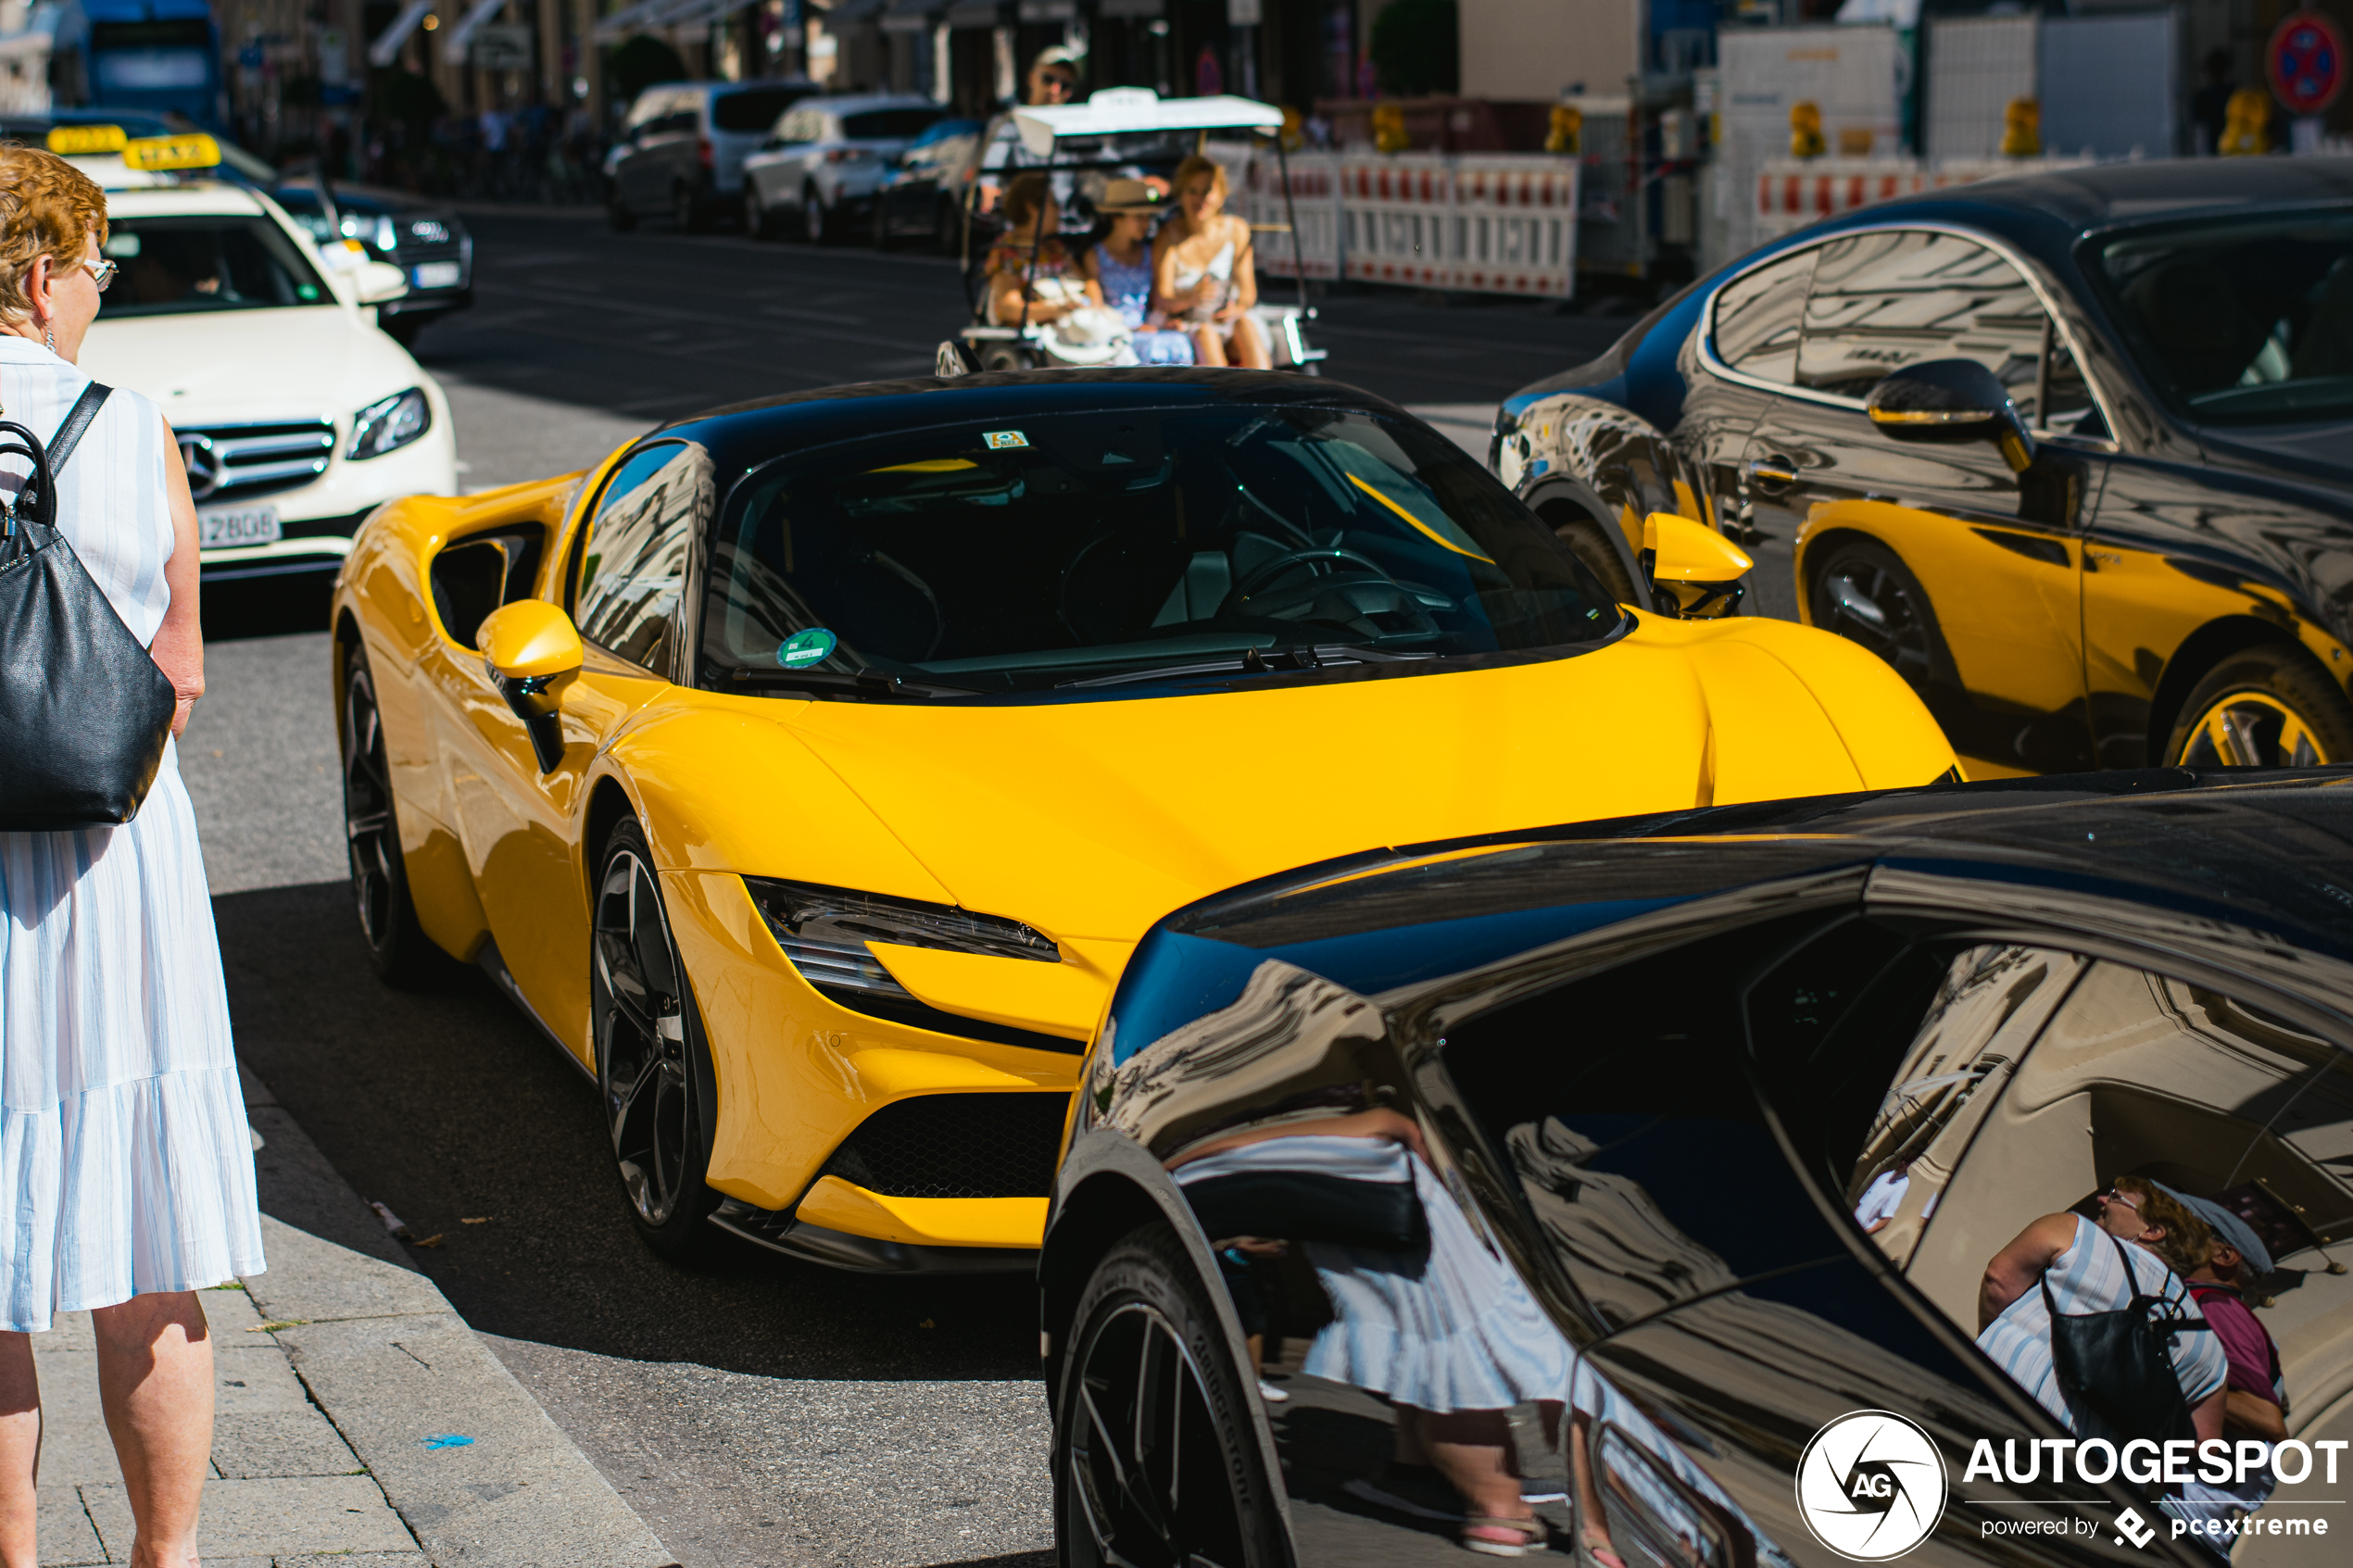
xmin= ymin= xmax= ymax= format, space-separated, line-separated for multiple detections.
xmin=0 ymin=335 xmax=265 ymax=1332
xmin=1176 ymin=1134 xmax=1571 ymax=1411
xmin=1976 ymin=1213 xmax=2225 ymax=1431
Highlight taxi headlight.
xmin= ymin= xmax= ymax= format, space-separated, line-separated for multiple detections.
xmin=744 ymin=877 xmax=1059 ymax=1003
xmin=349 ymin=388 xmax=431 ymax=460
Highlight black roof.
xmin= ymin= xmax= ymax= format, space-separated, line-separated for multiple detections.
xmin=644 ymin=368 xmax=1413 ymax=471
xmin=1164 ymin=768 xmax=2353 ymax=974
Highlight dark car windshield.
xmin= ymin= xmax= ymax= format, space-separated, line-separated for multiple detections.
xmin=702 ymin=404 xmax=1621 ymax=695
xmin=713 ymin=86 xmax=809 ymax=132
xmin=97 ymin=216 xmax=331 ymax=316
xmin=841 ymin=107 xmax=943 ymax=141
xmin=2096 ymin=210 xmax=2353 ymax=424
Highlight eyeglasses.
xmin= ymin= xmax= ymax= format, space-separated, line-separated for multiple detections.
xmin=80 ymin=257 xmax=116 ymax=293
xmin=2100 ymin=1188 xmax=2143 ymax=1214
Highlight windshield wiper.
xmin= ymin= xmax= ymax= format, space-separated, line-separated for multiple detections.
xmin=1055 ymin=643 xmax=1434 ymax=690
xmin=724 ymin=669 xmax=982 ymax=699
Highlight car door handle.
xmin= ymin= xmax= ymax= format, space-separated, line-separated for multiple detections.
xmin=1743 ymin=457 xmax=1800 ymax=491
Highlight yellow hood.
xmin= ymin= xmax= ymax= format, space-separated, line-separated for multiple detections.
xmin=769 ymin=614 xmax=1922 ymax=943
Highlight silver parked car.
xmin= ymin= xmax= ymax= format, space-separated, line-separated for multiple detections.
xmin=741 ymin=94 xmax=946 ymax=245
xmin=607 ymin=77 xmax=818 ymax=232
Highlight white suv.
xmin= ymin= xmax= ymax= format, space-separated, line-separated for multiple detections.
xmin=741 ymin=94 xmax=945 ymax=245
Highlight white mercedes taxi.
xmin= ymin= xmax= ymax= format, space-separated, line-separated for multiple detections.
xmin=65 ymin=132 xmax=456 ymax=584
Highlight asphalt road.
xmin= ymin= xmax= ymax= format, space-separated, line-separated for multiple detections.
xmin=182 ymin=209 xmax=1634 ymax=1568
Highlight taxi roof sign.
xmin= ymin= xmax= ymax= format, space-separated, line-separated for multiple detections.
xmin=46 ymin=125 xmax=127 ymax=156
xmin=120 ymin=133 xmax=220 ymax=172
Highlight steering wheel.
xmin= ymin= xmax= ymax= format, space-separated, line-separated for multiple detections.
xmin=1220 ymin=548 xmax=1441 ymax=643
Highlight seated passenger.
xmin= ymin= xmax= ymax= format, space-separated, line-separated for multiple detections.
xmin=1153 ymin=155 xmax=1271 ymax=370
xmin=985 ymin=172 xmax=1101 ymax=329
xmin=1080 ymin=180 xmax=1193 ymax=366
xmin=2164 ymin=1185 xmax=2286 ymax=1544
xmin=1975 ymin=1175 xmax=2228 ymax=1443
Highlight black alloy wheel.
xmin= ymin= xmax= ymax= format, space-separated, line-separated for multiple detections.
xmin=1807 ymin=538 xmax=1953 ymax=697
xmin=745 ymin=183 xmax=776 ymax=241
xmin=2166 ymin=645 xmax=2353 ymax=768
xmin=803 ymin=186 xmax=832 ymax=245
xmin=591 ymin=818 xmax=721 ymax=1261
xmin=1057 ymin=1223 xmax=1283 ymax=1568
xmin=340 ymin=642 xmax=447 ymax=986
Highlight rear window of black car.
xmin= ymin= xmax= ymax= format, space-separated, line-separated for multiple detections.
xmin=700 ymin=404 xmax=1621 ymax=696
xmin=2096 ymin=210 xmax=2353 ymax=425
xmin=842 ymin=107 xmax=944 ymax=141
xmin=713 ymin=87 xmax=808 ymax=132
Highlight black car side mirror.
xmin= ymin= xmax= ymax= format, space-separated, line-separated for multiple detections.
xmin=1866 ymin=358 xmax=2035 ymax=474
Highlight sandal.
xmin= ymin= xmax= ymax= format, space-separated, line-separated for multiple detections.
xmin=1580 ymin=1526 xmax=1629 ymax=1568
xmin=1462 ymin=1514 xmax=1545 ymax=1558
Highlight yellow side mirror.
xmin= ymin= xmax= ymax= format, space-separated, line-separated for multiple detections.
xmin=476 ymin=601 xmax=582 ymax=771
xmin=1642 ymin=513 xmax=1753 ymax=619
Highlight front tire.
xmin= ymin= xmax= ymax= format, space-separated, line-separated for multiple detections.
xmin=1542 ymin=504 xmax=1639 ymax=607
xmin=1806 ymin=536 xmax=1955 ymax=697
xmin=803 ymin=186 xmax=832 ymax=245
xmin=592 ymin=817 xmax=721 ymax=1262
xmin=2167 ymin=646 xmax=2353 ymax=767
xmin=745 ymin=182 xmax=776 ymax=240
xmin=340 ymin=642 xmax=449 ymax=987
xmin=1056 ymin=1223 xmax=1285 ymax=1568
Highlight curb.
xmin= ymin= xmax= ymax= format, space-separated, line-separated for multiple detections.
xmin=241 ymin=1064 xmax=680 ymax=1568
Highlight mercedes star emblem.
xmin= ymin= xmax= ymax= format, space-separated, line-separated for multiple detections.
xmin=178 ymin=433 xmax=220 ymax=500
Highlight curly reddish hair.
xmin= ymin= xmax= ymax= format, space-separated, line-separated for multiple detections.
xmin=0 ymin=144 xmax=107 ymax=323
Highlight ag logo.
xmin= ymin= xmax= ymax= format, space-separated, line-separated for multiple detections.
xmin=1794 ymin=1411 xmax=1948 ymax=1561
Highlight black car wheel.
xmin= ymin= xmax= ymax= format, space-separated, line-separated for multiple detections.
xmin=802 ymin=187 xmax=832 ymax=245
xmin=1541 ymin=502 xmax=1639 ymax=606
xmin=341 ymin=641 xmax=448 ymax=986
xmin=674 ymin=182 xmax=711 ymax=233
xmin=748 ymin=183 xmax=781 ymax=241
xmin=2167 ymin=646 xmax=2353 ymax=767
xmin=607 ymin=197 xmax=637 ymax=233
xmin=936 ymin=195 xmax=963 ymax=257
xmin=1807 ymin=538 xmax=1953 ymax=696
xmin=872 ymin=200 xmax=897 ymax=251
xmin=592 ymin=817 xmax=721 ymax=1261
xmin=1057 ymin=1223 xmax=1284 ymax=1568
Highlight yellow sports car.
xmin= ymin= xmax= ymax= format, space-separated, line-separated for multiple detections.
xmin=331 ymin=369 xmax=1955 ymax=1270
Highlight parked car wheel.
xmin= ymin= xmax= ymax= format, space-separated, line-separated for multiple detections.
xmin=340 ymin=640 xmax=450 ymax=987
xmin=744 ymin=182 xmax=777 ymax=241
xmin=674 ymin=182 xmax=712 ymax=233
xmin=1055 ymin=1223 xmax=1284 ymax=1568
xmin=1541 ymin=501 xmax=1639 ymax=607
xmin=872 ymin=200 xmax=897 ymax=251
xmin=592 ymin=816 xmax=722 ymax=1261
xmin=1806 ymin=537 xmax=1956 ymax=698
xmin=2166 ymin=645 xmax=2353 ymax=767
xmin=607 ymin=198 xmax=637 ymax=233
xmin=803 ymin=186 xmax=834 ymax=245
xmin=937 ymin=195 xmax=963 ymax=257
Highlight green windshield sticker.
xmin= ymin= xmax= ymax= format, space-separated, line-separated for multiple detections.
xmin=778 ymin=628 xmax=837 ymax=668
xmin=983 ymin=430 xmax=1029 ymax=449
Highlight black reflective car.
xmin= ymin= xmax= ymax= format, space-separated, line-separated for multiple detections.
xmin=1045 ymin=767 xmax=2353 ymax=1567
xmin=1495 ymin=160 xmax=2353 ymax=784
xmin=872 ymin=115 xmax=984 ymax=252
xmin=271 ymin=182 xmax=472 ymax=346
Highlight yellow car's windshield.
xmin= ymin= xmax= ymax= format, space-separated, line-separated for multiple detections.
xmin=701 ymin=405 xmax=1621 ymax=695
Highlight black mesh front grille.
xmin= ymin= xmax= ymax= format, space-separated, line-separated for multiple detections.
xmin=823 ymin=1093 xmax=1070 ymax=1198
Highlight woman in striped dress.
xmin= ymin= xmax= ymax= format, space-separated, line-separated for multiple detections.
xmin=0 ymin=144 xmax=266 ymax=1567
xmin=1976 ymin=1176 xmax=2227 ymax=1440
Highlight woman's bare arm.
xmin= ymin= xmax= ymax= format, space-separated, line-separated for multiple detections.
xmin=1978 ymin=1212 xmax=2079 ymax=1331
xmin=1222 ymin=219 xmax=1258 ymax=317
xmin=148 ymin=412 xmax=203 ymax=736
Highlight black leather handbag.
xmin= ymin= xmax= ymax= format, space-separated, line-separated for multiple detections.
xmin=0 ymin=383 xmax=180 ymax=832
xmin=2042 ymin=1232 xmax=2209 ymax=1446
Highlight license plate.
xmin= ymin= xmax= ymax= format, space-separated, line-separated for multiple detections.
xmin=198 ymin=506 xmax=281 ymax=548
xmin=411 ymin=261 xmax=462 ymax=289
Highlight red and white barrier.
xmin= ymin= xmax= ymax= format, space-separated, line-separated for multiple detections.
xmin=1754 ymin=156 xmax=2095 ymax=240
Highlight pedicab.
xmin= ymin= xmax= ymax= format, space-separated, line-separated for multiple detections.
xmin=933 ymin=89 xmax=1327 ymax=376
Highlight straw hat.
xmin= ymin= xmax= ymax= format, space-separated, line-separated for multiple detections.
xmin=1096 ymin=178 xmax=1166 ymax=215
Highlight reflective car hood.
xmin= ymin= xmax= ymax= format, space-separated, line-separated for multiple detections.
xmin=2200 ymin=419 xmax=2353 ymax=483
xmin=770 ymin=616 xmax=1931 ymax=942
xmin=81 ymin=307 xmax=424 ymax=425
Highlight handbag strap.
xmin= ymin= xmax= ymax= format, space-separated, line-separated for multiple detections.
xmin=46 ymin=382 xmax=109 ymax=475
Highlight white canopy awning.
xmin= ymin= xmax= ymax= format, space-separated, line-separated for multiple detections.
xmin=592 ymin=0 xmax=759 ymax=43
xmin=1013 ymin=89 xmax=1282 ymax=157
xmin=442 ymin=0 xmax=510 ymax=63
xmin=367 ymin=0 xmax=435 ymax=67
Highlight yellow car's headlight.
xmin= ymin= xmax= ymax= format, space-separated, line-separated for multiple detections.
xmin=744 ymin=878 xmax=1058 ymax=1006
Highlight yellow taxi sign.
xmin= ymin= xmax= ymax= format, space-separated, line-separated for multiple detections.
xmin=45 ymin=124 xmax=127 ymax=156
xmin=120 ymin=133 xmax=220 ymax=172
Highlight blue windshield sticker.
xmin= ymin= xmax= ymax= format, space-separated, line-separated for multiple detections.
xmin=778 ymin=628 xmax=837 ymax=668
xmin=984 ymin=430 xmax=1028 ymax=449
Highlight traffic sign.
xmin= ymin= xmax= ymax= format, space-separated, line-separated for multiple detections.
xmin=2269 ymin=8 xmax=2347 ymax=117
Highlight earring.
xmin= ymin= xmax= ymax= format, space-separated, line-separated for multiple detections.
xmin=41 ymin=325 xmax=52 ymax=352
